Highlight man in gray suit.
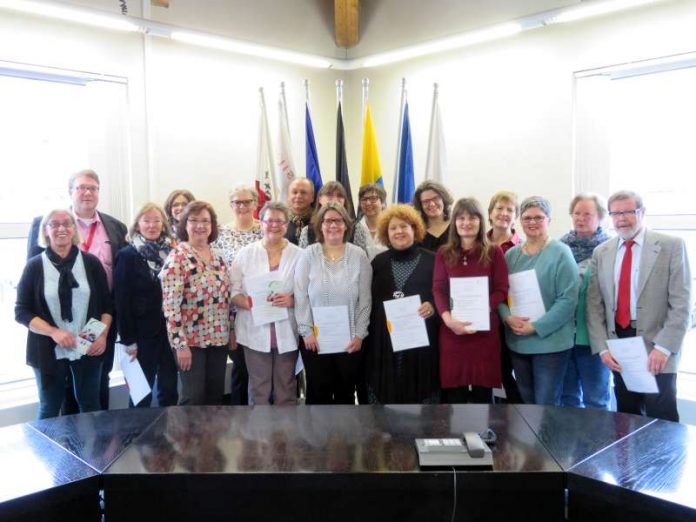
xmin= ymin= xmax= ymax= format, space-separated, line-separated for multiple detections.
xmin=587 ymin=190 xmax=691 ymax=422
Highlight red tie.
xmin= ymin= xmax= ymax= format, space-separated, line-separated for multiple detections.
xmin=616 ymin=239 xmax=634 ymax=328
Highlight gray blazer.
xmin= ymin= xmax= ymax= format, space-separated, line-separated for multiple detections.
xmin=587 ymin=229 xmax=692 ymax=373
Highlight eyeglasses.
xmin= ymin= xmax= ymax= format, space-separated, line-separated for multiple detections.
xmin=231 ymin=199 xmax=254 ymax=207
xmin=171 ymin=201 xmax=189 ymax=209
xmin=608 ymin=209 xmax=641 ymax=218
xmin=188 ymin=218 xmax=212 ymax=226
xmin=73 ymin=185 xmax=99 ymax=193
xmin=47 ymin=220 xmax=74 ymax=229
xmin=322 ymin=218 xmax=345 ymax=227
xmin=420 ymin=196 xmax=442 ymax=207
xmin=521 ymin=216 xmax=547 ymax=224
xmin=360 ymin=195 xmax=381 ymax=204
xmin=262 ymin=219 xmax=288 ymax=226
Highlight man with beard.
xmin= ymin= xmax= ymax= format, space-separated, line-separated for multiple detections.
xmin=587 ymin=190 xmax=691 ymax=421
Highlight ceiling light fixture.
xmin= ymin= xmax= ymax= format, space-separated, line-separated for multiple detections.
xmin=544 ymin=0 xmax=661 ymax=25
xmin=170 ymin=31 xmax=336 ymax=69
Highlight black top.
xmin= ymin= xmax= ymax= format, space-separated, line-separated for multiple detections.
xmin=365 ymin=246 xmax=440 ymax=404
xmin=113 ymin=244 xmax=168 ymax=345
xmin=15 ymin=250 xmax=113 ymax=374
xmin=420 ymin=228 xmax=449 ymax=253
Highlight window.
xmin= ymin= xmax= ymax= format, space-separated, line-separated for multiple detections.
xmin=0 ymin=63 xmax=130 ymax=390
xmin=574 ymin=55 xmax=696 ymax=400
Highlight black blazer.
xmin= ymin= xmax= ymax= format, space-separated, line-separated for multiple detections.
xmin=113 ymin=244 xmax=167 ymax=345
xmin=15 ymin=250 xmax=113 ymax=375
xmin=27 ymin=210 xmax=128 ymax=261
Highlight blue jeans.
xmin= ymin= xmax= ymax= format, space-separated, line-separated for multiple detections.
xmin=561 ymin=344 xmax=611 ymax=409
xmin=510 ymin=350 xmax=571 ymax=406
xmin=34 ymin=356 xmax=103 ymax=419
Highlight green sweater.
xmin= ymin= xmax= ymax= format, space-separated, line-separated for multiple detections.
xmin=498 ymin=240 xmax=579 ymax=355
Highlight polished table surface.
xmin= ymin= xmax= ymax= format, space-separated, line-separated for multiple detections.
xmin=0 ymin=404 xmax=693 ymax=522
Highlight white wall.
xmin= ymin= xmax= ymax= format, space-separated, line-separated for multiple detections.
xmin=354 ymin=0 xmax=696 ymax=236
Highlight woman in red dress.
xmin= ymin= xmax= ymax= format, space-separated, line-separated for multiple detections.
xmin=433 ymin=198 xmax=509 ymax=403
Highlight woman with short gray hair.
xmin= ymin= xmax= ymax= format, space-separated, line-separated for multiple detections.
xmin=498 ymin=196 xmax=579 ymax=406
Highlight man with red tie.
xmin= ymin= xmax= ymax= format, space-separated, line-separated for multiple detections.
xmin=587 ymin=190 xmax=691 ymax=421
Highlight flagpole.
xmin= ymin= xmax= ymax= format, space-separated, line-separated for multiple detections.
xmin=336 ymin=78 xmax=343 ymax=109
xmin=259 ymin=87 xmax=278 ymax=199
xmin=362 ymin=77 xmax=369 ymax=124
xmin=425 ymin=83 xmax=438 ymax=181
xmin=280 ymin=81 xmax=291 ymax=137
xmin=392 ymin=78 xmax=407 ymax=203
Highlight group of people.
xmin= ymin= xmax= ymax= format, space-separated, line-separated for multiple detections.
xmin=16 ymin=170 xmax=691 ymax=423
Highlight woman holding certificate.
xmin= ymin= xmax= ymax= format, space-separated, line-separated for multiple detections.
xmin=294 ymin=202 xmax=372 ymax=404
xmin=229 ymin=201 xmax=302 ymax=406
xmin=160 ymin=201 xmax=234 ymax=405
xmin=366 ymin=204 xmax=439 ymax=403
xmin=433 ymin=198 xmax=509 ymax=404
xmin=498 ymin=196 xmax=578 ymax=406
xmin=15 ymin=209 xmax=112 ymax=419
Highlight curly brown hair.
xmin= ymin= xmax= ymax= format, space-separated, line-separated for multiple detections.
xmin=376 ymin=204 xmax=426 ymax=247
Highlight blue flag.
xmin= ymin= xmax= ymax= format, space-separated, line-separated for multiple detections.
xmin=396 ymin=101 xmax=415 ymax=203
xmin=305 ymin=103 xmax=323 ymax=193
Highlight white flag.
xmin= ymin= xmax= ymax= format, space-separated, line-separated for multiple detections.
xmin=255 ymin=88 xmax=276 ymax=218
xmin=425 ymin=84 xmax=447 ymax=183
xmin=276 ymin=87 xmax=296 ymax=203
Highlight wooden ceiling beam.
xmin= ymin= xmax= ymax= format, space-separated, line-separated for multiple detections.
xmin=334 ymin=0 xmax=359 ymax=48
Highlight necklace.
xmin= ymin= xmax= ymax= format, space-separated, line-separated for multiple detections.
xmin=522 ymin=237 xmax=550 ymax=256
xmin=323 ymin=245 xmax=344 ymax=262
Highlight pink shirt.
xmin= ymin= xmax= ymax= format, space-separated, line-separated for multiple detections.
xmin=75 ymin=212 xmax=114 ymax=289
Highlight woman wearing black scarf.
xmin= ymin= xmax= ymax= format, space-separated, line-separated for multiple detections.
xmin=15 ymin=209 xmax=112 ymax=419
xmin=114 ymin=203 xmax=177 ymax=407
xmin=365 ymin=204 xmax=440 ymax=404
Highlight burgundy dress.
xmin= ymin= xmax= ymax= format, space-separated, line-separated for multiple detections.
xmin=433 ymin=245 xmax=509 ymax=389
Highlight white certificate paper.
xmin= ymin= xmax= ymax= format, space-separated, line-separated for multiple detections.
xmin=245 ymin=272 xmax=289 ymax=326
xmin=117 ymin=343 xmax=152 ymax=405
xmin=312 ymin=305 xmax=351 ymax=354
xmin=450 ymin=277 xmax=490 ymax=331
xmin=508 ymin=270 xmax=546 ymax=321
xmin=383 ymin=295 xmax=429 ymax=351
xmin=606 ymin=337 xmax=659 ymax=393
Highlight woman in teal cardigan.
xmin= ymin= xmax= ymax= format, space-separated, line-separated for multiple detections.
xmin=498 ymin=196 xmax=579 ymax=406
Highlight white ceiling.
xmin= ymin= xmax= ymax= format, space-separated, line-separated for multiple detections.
xmin=65 ymin=0 xmax=584 ymax=58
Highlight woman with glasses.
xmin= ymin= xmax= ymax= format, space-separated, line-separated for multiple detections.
xmin=15 ymin=209 xmax=112 ymax=419
xmin=213 ymin=185 xmax=263 ymax=405
xmin=355 ymin=183 xmax=388 ymax=261
xmin=160 ymin=201 xmax=234 ymax=405
xmin=294 ymin=202 xmax=372 ymax=404
xmin=298 ymin=181 xmax=367 ymax=250
xmin=163 ymin=189 xmax=195 ymax=240
xmin=114 ymin=203 xmax=178 ymax=408
xmin=433 ymin=198 xmax=509 ymax=404
xmin=498 ymin=196 xmax=579 ymax=406
xmin=229 ymin=202 xmax=302 ymax=405
xmin=412 ymin=180 xmax=454 ymax=253
xmin=366 ymin=204 xmax=439 ymax=404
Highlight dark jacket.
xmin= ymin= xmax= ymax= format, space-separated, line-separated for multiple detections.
xmin=113 ymin=244 xmax=168 ymax=345
xmin=15 ymin=250 xmax=113 ymax=374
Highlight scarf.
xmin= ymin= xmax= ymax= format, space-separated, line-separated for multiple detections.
xmin=131 ymin=232 xmax=174 ymax=276
xmin=45 ymin=245 xmax=80 ymax=322
xmin=560 ymin=226 xmax=611 ymax=264
xmin=289 ymin=209 xmax=313 ymax=243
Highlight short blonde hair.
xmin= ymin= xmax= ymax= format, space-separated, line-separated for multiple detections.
xmin=38 ymin=209 xmax=81 ymax=248
xmin=487 ymin=190 xmax=519 ymax=221
xmin=376 ymin=204 xmax=426 ymax=247
xmin=128 ymin=202 xmax=171 ymax=240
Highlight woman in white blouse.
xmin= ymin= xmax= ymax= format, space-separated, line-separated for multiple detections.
xmin=294 ymin=202 xmax=372 ymax=404
xmin=230 ymin=201 xmax=302 ymax=405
